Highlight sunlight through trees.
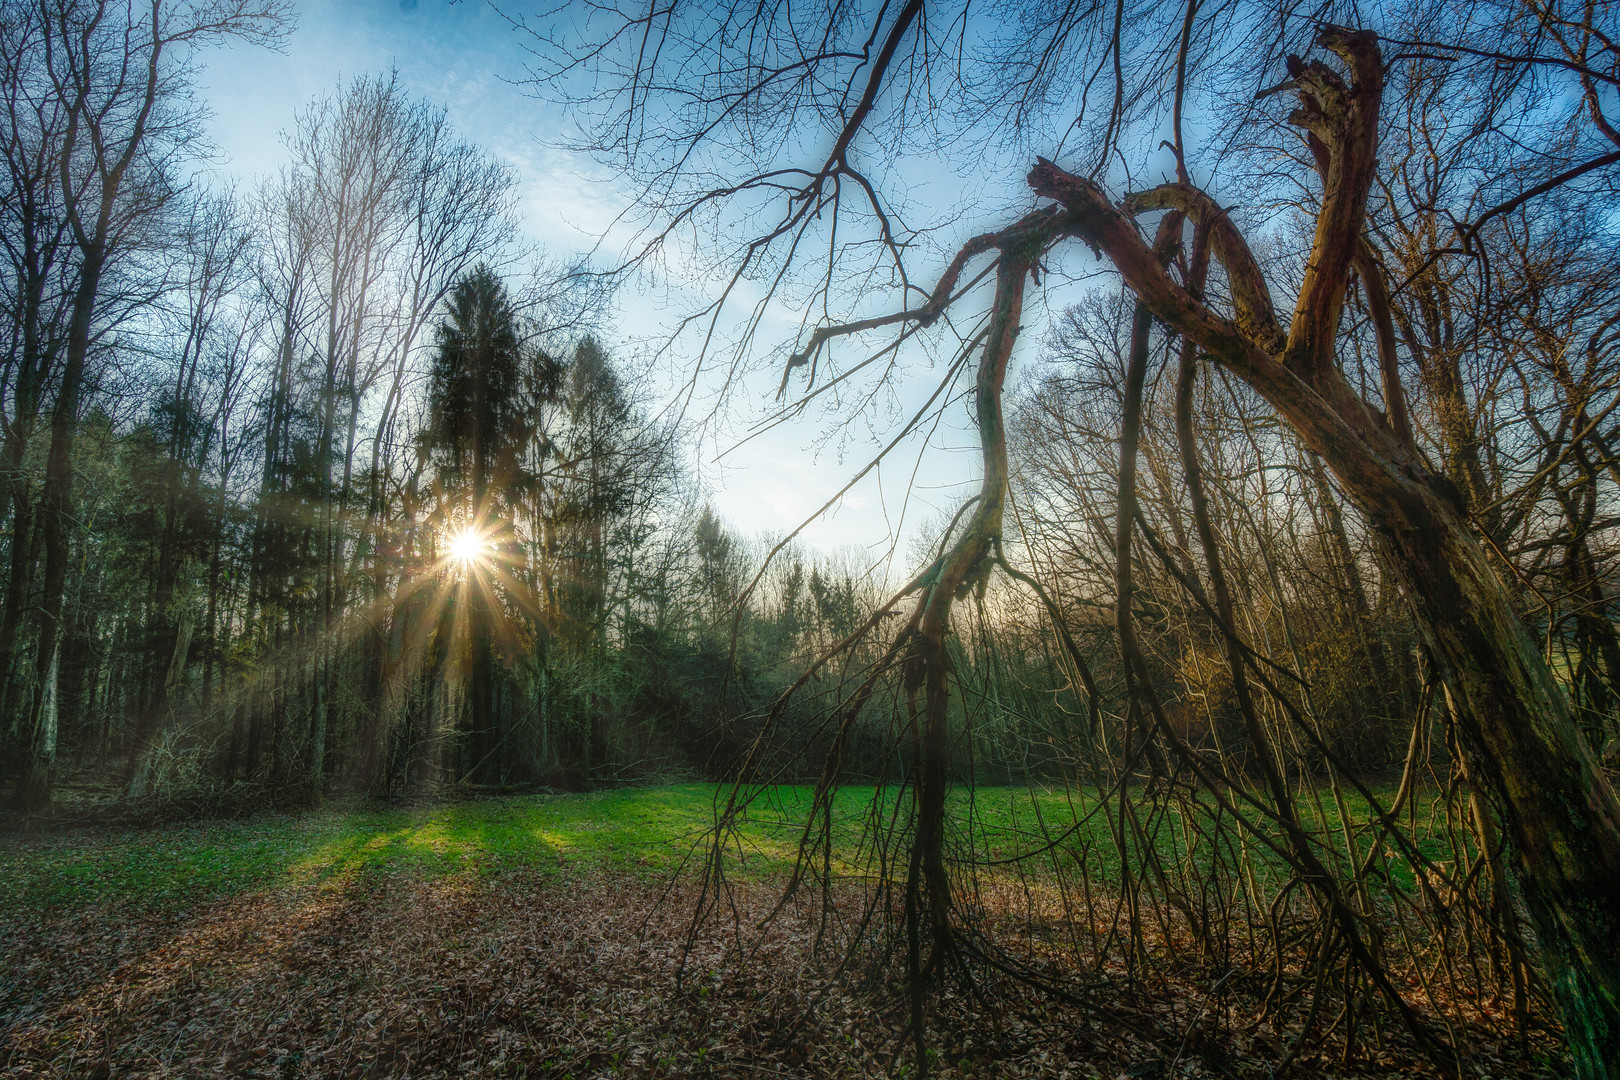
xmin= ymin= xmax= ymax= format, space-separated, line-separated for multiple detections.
xmin=4 ymin=0 xmax=1620 ymax=1076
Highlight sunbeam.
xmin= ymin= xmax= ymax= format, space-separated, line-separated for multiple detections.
xmin=447 ymin=527 xmax=488 ymax=569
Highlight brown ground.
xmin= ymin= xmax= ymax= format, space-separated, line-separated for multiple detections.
xmin=0 ymin=868 xmax=1567 ymax=1079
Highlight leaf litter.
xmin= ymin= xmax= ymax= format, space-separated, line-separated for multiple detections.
xmin=1 ymin=858 xmax=1567 ymax=1079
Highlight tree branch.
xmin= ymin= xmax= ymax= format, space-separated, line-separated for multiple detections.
xmin=1284 ymin=26 xmax=1383 ymax=377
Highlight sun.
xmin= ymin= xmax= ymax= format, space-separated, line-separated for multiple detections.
xmin=447 ymin=528 xmax=487 ymax=567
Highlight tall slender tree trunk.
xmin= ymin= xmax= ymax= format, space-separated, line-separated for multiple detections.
xmin=1305 ymin=452 xmax=1403 ymax=753
xmin=0 ymin=454 xmax=36 ymax=729
xmin=18 ymin=245 xmax=102 ymax=808
xmin=126 ymin=616 xmax=193 ymax=800
xmin=201 ymin=497 xmax=225 ymax=717
xmin=2 ymin=200 xmax=59 ymax=735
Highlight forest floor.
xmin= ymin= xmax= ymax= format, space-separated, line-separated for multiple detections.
xmin=0 ymin=785 xmax=1569 ymax=1079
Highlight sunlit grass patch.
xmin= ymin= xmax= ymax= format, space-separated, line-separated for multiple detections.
xmin=0 ymin=779 xmax=1438 ymax=913
xmin=0 ymin=786 xmax=738 ymax=911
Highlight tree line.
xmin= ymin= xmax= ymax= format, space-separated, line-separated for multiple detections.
xmin=7 ymin=1 xmax=1620 ymax=1073
xmin=0 ymin=0 xmax=899 ymax=812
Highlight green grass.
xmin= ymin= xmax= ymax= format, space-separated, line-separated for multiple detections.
xmin=0 ymin=781 xmax=1451 ymax=913
xmin=1 ymin=785 xmax=723 ymax=911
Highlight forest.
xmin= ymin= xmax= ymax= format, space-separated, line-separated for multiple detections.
xmin=3 ymin=0 xmax=1620 ymax=1078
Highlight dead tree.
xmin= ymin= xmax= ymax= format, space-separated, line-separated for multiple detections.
xmin=527 ymin=0 xmax=1620 ymax=1070
xmin=840 ymin=28 xmax=1620 ymax=1076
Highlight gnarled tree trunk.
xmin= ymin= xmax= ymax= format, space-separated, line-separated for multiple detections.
xmin=1023 ymin=27 xmax=1620 ymax=1077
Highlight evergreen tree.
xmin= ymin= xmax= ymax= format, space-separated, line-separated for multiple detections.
xmin=427 ymin=266 xmax=528 ymax=782
xmin=429 ymin=266 xmax=527 ymax=526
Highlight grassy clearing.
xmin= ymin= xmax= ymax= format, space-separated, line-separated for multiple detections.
xmin=1 ymin=784 xmax=723 ymax=911
xmin=5 ymin=782 xmax=1555 ymax=1080
xmin=1 ymin=780 xmax=1444 ymax=915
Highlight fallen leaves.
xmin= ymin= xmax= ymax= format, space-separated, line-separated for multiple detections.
xmin=0 ymin=863 xmax=1569 ymax=1079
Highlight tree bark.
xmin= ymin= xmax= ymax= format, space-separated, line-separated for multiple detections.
xmin=1025 ymin=26 xmax=1620 ymax=1074
xmin=0 ymin=457 xmax=36 ymax=729
xmin=18 ymin=244 xmax=101 ymax=808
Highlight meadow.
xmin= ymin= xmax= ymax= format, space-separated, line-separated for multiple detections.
xmin=0 ymin=782 xmax=1440 ymax=914
xmin=4 ymin=783 xmax=1554 ymax=1080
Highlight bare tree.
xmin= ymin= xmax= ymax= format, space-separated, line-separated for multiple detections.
xmin=523 ymin=0 xmax=1620 ymax=1072
xmin=14 ymin=0 xmax=290 ymax=807
xmin=243 ymin=72 xmax=520 ymax=792
xmin=124 ymin=187 xmax=255 ymax=798
xmin=0 ymin=1 xmax=75 ymax=731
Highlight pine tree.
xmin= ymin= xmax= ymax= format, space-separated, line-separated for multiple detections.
xmin=428 ymin=266 xmax=527 ymax=783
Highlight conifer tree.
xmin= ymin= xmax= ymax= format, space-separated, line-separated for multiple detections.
xmin=428 ymin=266 xmax=527 ymax=782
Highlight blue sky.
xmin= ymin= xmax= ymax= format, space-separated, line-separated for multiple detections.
xmin=196 ymin=0 xmax=1026 ymax=569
